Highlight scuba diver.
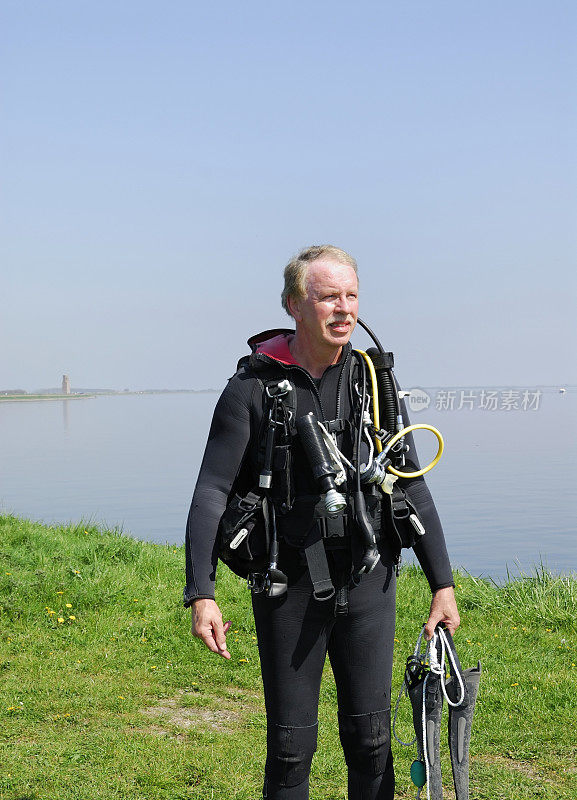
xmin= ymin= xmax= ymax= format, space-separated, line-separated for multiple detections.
xmin=184 ymin=244 xmax=460 ymax=800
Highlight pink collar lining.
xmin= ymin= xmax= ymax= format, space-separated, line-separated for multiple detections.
xmin=255 ymin=334 xmax=300 ymax=366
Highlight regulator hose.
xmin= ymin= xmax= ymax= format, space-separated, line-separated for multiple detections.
xmin=383 ymin=424 xmax=444 ymax=479
xmin=355 ymin=319 xmax=444 ymax=479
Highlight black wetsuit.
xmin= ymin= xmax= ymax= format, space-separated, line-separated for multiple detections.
xmin=184 ymin=330 xmax=454 ymax=800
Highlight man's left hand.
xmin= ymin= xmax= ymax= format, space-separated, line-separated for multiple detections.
xmin=424 ymin=586 xmax=460 ymax=640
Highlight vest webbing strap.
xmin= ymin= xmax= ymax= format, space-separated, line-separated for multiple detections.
xmin=304 ymin=540 xmax=335 ymax=601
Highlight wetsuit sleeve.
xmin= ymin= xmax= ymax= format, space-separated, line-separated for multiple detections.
xmin=183 ymin=373 xmax=255 ymax=606
xmin=395 ymin=388 xmax=455 ymax=592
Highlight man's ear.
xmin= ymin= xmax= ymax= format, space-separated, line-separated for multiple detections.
xmin=287 ymin=295 xmax=302 ymax=323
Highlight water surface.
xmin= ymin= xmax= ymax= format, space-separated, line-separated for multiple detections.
xmin=1 ymin=389 xmax=575 ymax=581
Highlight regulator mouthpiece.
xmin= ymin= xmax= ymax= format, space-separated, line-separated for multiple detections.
xmin=265 ymin=567 xmax=288 ymax=598
xmin=352 ymin=490 xmax=381 ymax=578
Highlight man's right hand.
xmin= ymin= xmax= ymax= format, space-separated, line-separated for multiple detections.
xmin=191 ymin=599 xmax=232 ymax=659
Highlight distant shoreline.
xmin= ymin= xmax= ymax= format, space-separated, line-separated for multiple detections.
xmin=0 ymin=394 xmax=96 ymax=403
xmin=0 ymin=385 xmax=572 ymax=404
xmin=0 ymin=389 xmax=219 ymax=403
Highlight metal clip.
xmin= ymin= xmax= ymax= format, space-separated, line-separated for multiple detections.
xmin=230 ymin=528 xmax=250 ymax=549
xmin=409 ymin=514 xmax=426 ymax=536
xmin=265 ymin=380 xmax=292 ymax=398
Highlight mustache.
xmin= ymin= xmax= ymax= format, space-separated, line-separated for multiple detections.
xmin=327 ymin=316 xmax=355 ymax=325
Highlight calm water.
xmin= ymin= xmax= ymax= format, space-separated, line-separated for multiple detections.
xmin=1 ymin=390 xmax=576 ymax=580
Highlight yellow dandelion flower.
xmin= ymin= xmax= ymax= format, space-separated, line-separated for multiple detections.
xmin=252 ymin=636 xmax=257 ymax=641
xmin=546 ymin=628 xmax=552 ymax=632
xmin=65 ymin=603 xmax=72 ymax=608
xmin=84 ymin=530 xmax=88 ymax=534
xmin=150 ymin=665 xmax=157 ymax=670
xmin=532 ymin=686 xmax=537 ymax=690
xmin=118 ymin=695 xmax=125 ymax=700
xmin=239 ymin=658 xmax=249 ymax=663
xmin=7 ymin=706 xmax=16 ymax=711
xmin=5 ymin=572 xmax=11 ymax=575
xmin=511 ymin=682 xmax=519 ymax=687
xmin=68 ymin=615 xmax=76 ymax=621
xmin=64 ymin=713 xmax=70 ymax=717
xmin=57 ymin=617 xmax=65 ymax=623
xmin=56 ymin=591 xmax=64 ymax=595
xmin=54 ymin=714 xmax=61 ymax=719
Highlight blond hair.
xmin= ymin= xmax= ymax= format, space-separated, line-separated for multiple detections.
xmin=281 ymin=245 xmax=358 ymax=316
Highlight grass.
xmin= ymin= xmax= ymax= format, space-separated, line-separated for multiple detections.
xmin=0 ymin=514 xmax=576 ymax=799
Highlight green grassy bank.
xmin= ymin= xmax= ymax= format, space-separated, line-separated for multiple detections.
xmin=1 ymin=514 xmax=575 ymax=799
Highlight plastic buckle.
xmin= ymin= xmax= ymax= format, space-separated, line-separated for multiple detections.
xmin=326 ymin=419 xmax=346 ymax=434
xmin=247 ymin=573 xmax=265 ymax=593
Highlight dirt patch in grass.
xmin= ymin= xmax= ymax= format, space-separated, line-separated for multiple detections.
xmin=138 ymin=689 xmax=248 ymax=734
xmin=478 ymin=753 xmax=557 ymax=784
xmin=133 ymin=723 xmax=187 ymax=742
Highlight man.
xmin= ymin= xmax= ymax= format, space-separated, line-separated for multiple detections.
xmin=184 ymin=245 xmax=459 ymax=799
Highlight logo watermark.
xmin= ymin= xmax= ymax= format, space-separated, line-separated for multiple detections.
xmin=405 ymin=388 xmax=431 ymax=413
xmin=405 ymin=388 xmax=542 ymax=412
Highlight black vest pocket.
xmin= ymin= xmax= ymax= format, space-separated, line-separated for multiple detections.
xmin=275 ymin=494 xmax=322 ymax=548
xmin=218 ymin=492 xmax=268 ymax=578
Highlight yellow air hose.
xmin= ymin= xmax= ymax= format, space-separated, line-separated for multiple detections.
xmin=355 ymin=350 xmax=444 ymax=479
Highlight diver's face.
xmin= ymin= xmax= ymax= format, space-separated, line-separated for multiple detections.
xmin=291 ymin=259 xmax=359 ymax=350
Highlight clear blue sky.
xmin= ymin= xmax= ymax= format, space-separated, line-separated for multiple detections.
xmin=2 ymin=1 xmax=575 ymax=390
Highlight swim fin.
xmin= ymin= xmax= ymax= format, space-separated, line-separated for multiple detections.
xmin=408 ymin=671 xmax=444 ymax=799
xmin=446 ymin=662 xmax=481 ymax=800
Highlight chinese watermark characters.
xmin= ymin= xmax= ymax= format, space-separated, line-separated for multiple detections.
xmin=407 ymin=388 xmax=542 ymax=413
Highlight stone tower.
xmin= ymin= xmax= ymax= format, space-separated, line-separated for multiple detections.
xmin=62 ymin=374 xmax=71 ymax=395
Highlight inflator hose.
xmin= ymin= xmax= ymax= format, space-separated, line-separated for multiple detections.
xmin=366 ymin=347 xmax=398 ymax=436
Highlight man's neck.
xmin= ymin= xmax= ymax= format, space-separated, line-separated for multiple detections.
xmin=288 ymin=332 xmax=342 ymax=379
